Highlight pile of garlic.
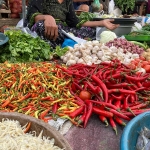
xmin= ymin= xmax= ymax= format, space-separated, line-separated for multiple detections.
xmin=61 ymin=40 xmax=140 ymax=66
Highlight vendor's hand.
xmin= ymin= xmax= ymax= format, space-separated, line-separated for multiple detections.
xmin=44 ymin=15 xmax=58 ymax=41
xmin=102 ymin=19 xmax=119 ymax=30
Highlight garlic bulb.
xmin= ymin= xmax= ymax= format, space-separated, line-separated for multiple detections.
xmin=66 ymin=60 xmax=76 ymax=66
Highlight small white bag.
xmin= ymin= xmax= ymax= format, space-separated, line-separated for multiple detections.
xmin=108 ymin=0 xmax=115 ymax=14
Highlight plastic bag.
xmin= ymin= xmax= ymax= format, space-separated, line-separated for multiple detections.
xmin=131 ymin=22 xmax=142 ymax=32
xmin=108 ymin=0 xmax=115 ymax=14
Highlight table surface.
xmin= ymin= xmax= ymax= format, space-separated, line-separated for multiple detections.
xmin=64 ymin=114 xmax=124 ymax=150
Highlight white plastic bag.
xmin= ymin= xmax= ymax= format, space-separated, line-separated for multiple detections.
xmin=108 ymin=0 xmax=115 ymax=14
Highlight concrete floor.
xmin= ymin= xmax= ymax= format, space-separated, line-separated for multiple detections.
xmin=64 ymin=114 xmax=124 ymax=150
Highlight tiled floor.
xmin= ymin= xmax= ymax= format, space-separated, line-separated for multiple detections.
xmin=64 ymin=114 xmax=123 ymax=150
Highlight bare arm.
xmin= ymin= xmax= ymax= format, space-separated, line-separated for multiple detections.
xmin=73 ymin=0 xmax=89 ymax=2
xmin=82 ymin=19 xmax=119 ymax=30
xmin=35 ymin=15 xmax=51 ymax=23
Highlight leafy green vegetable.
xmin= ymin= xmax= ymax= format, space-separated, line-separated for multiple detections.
xmin=129 ymin=30 xmax=150 ymax=36
xmin=53 ymin=46 xmax=69 ymax=57
xmin=1 ymin=30 xmax=52 ymax=63
xmin=114 ymin=0 xmax=135 ymax=12
xmin=77 ymin=12 xmax=96 ymax=21
xmin=142 ymin=24 xmax=150 ymax=32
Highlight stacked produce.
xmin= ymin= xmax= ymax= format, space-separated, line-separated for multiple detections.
xmin=0 ymin=62 xmax=80 ymax=123
xmin=1 ymin=30 xmax=68 ymax=63
xmin=58 ymin=60 xmax=150 ymax=133
xmin=9 ymin=0 xmax=22 ymax=18
xmin=61 ymin=40 xmax=140 ymax=66
xmin=105 ymin=38 xmax=144 ymax=55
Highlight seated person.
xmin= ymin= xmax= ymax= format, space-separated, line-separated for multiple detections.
xmin=25 ymin=0 xmax=119 ymax=48
xmin=73 ymin=0 xmax=91 ymax=12
xmin=73 ymin=0 xmax=103 ymax=12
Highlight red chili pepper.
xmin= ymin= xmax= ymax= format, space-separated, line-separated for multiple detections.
xmin=143 ymin=81 xmax=150 ymax=88
xmin=109 ymin=118 xmax=117 ymax=135
xmin=83 ymin=101 xmax=93 ymax=128
xmin=40 ymin=96 xmax=53 ymax=101
xmin=72 ymin=81 xmax=83 ymax=91
xmin=39 ymin=108 xmax=51 ymax=120
xmin=108 ymin=89 xmax=136 ymax=95
xmin=24 ymin=122 xmax=31 ymax=133
xmin=114 ymin=116 xmax=126 ymax=126
xmin=134 ymin=87 xmax=147 ymax=92
xmin=99 ymin=115 xmax=109 ymax=126
xmin=114 ymin=100 xmax=121 ymax=110
xmin=122 ymin=108 xmax=150 ymax=117
xmin=86 ymin=100 xmax=118 ymax=110
xmin=125 ymin=74 xmax=149 ymax=82
xmin=107 ymin=73 xmax=122 ymax=81
xmin=93 ymin=107 xmax=113 ymax=118
xmin=111 ymin=94 xmax=124 ymax=101
xmin=106 ymin=107 xmax=130 ymax=121
xmin=91 ymin=75 xmax=108 ymax=102
xmin=136 ymin=81 xmax=143 ymax=88
xmin=1 ymin=100 xmax=10 ymax=108
xmin=78 ymin=106 xmax=87 ymax=125
xmin=107 ymin=83 xmax=133 ymax=89
xmin=129 ymin=103 xmax=149 ymax=110
xmin=69 ymin=105 xmax=84 ymax=118
xmin=108 ymin=97 xmax=114 ymax=104
xmin=18 ymin=93 xmax=31 ymax=102
xmin=52 ymin=103 xmax=58 ymax=119
xmin=123 ymin=95 xmax=130 ymax=110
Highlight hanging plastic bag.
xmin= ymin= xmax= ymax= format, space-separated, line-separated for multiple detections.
xmin=108 ymin=0 xmax=115 ymax=14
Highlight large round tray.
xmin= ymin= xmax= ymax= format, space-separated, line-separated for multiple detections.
xmin=0 ymin=112 xmax=72 ymax=150
xmin=92 ymin=18 xmax=137 ymax=25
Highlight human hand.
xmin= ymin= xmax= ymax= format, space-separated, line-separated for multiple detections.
xmin=102 ymin=19 xmax=119 ymax=30
xmin=44 ymin=15 xmax=58 ymax=41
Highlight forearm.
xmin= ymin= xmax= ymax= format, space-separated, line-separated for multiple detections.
xmin=73 ymin=0 xmax=89 ymax=2
xmin=35 ymin=14 xmax=52 ymax=23
xmin=81 ymin=21 xmax=104 ymax=27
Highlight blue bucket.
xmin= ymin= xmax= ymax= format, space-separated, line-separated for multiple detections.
xmin=0 ymin=32 xmax=9 ymax=46
xmin=120 ymin=111 xmax=150 ymax=150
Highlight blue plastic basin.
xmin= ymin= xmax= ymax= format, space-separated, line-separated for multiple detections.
xmin=120 ymin=111 xmax=150 ymax=150
xmin=0 ymin=32 xmax=9 ymax=46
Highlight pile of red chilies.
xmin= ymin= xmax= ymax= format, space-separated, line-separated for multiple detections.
xmin=57 ymin=59 xmax=150 ymax=134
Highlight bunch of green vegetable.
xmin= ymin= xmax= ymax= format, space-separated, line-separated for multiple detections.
xmin=142 ymin=24 xmax=150 ymax=32
xmin=114 ymin=0 xmax=135 ymax=13
xmin=129 ymin=30 xmax=150 ymax=36
xmin=77 ymin=12 xmax=96 ymax=28
xmin=0 ymin=30 xmax=52 ymax=63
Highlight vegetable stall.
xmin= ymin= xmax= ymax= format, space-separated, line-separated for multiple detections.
xmin=1 ymin=12 xmax=150 ymax=150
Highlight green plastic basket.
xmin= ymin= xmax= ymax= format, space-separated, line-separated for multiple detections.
xmin=125 ymin=35 xmax=150 ymax=41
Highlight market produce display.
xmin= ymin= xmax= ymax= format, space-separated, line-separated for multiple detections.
xmin=1 ymin=30 xmax=51 ymax=62
xmin=0 ymin=118 xmax=63 ymax=150
xmin=0 ymin=62 xmax=80 ymax=123
xmin=57 ymin=60 xmax=150 ymax=133
xmin=1 ymin=30 xmax=68 ymax=63
xmin=61 ymin=39 xmax=141 ymax=66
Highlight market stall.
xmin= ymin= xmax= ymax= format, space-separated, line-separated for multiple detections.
xmin=1 ymin=0 xmax=150 ymax=149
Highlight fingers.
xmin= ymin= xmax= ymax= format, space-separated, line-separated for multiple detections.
xmin=45 ymin=25 xmax=58 ymax=41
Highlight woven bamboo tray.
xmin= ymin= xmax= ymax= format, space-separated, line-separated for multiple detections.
xmin=0 ymin=112 xmax=72 ymax=150
xmin=0 ymin=18 xmax=20 ymax=27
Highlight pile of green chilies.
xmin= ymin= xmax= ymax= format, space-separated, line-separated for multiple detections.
xmin=0 ymin=62 xmax=80 ymax=123
xmin=58 ymin=59 xmax=150 ymax=134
